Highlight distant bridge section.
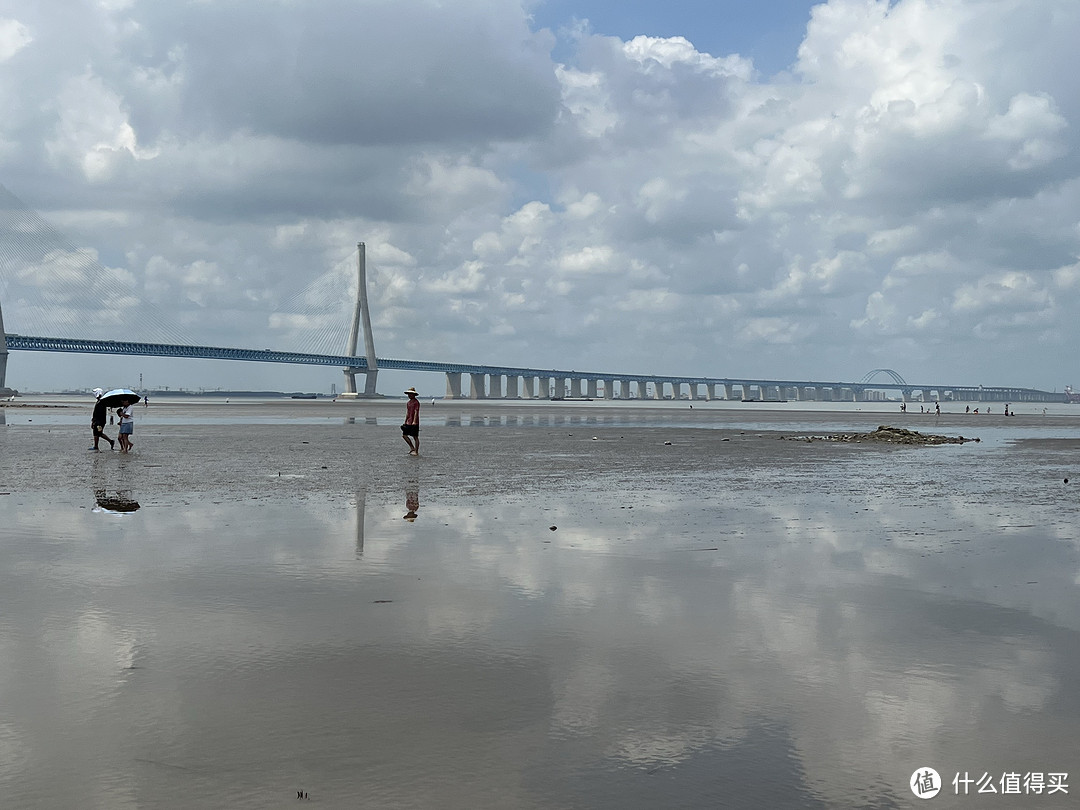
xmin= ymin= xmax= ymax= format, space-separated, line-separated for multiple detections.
xmin=2 ymin=334 xmax=1065 ymax=403
xmin=5 ymin=335 xmax=369 ymax=369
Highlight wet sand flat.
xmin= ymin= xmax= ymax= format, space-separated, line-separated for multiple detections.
xmin=1 ymin=399 xmax=1079 ymax=807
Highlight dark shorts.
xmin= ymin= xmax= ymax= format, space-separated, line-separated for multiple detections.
xmin=401 ymin=424 xmax=419 ymax=437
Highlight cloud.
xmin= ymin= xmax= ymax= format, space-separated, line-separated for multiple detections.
xmin=2 ymin=0 xmax=1080 ymax=390
xmin=127 ymin=0 xmax=560 ymax=148
xmin=0 ymin=17 xmax=31 ymax=62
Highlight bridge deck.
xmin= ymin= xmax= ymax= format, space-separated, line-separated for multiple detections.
xmin=1 ymin=334 xmax=1061 ymax=401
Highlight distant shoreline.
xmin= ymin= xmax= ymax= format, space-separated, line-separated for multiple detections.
xmin=4 ymin=393 xmax=1080 ymax=428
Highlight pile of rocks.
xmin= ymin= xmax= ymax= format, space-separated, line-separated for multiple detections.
xmin=784 ymin=425 xmax=978 ymax=445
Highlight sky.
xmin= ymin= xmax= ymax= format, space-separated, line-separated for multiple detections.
xmin=1 ymin=0 xmax=1079 ymax=395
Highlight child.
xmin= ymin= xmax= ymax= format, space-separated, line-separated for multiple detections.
xmin=117 ymin=401 xmax=135 ymax=452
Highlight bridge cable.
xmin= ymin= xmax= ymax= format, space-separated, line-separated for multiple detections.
xmin=0 ymin=182 xmax=194 ymax=345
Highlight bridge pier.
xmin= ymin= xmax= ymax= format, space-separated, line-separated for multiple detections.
xmin=522 ymin=376 xmax=536 ymax=399
xmin=444 ymin=372 xmax=463 ymax=399
xmin=470 ymin=373 xmax=486 ymax=399
xmin=489 ymin=374 xmax=503 ymax=399
xmin=505 ymin=375 xmax=519 ymax=399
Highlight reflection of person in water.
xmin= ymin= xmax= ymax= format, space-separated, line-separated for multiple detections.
xmin=404 ymin=484 xmax=419 ymax=522
xmin=93 ymin=488 xmax=141 ymax=512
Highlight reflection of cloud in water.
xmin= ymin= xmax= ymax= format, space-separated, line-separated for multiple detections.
xmin=0 ymin=720 xmax=26 ymax=784
xmin=357 ymin=493 xmax=1080 ymax=802
xmin=3 ymin=450 xmax=1080 ymax=806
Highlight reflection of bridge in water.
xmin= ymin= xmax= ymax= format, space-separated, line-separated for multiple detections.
xmin=0 ymin=232 xmax=1065 ymax=403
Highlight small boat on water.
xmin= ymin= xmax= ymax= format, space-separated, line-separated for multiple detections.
xmin=290 ymin=393 xmax=318 ymax=399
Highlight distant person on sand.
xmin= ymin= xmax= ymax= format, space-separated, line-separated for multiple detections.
xmin=90 ymin=388 xmax=114 ymax=451
xmin=117 ymin=399 xmax=135 ymax=452
xmin=402 ymin=387 xmax=420 ymax=455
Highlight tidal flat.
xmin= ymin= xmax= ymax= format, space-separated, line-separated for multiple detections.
xmin=1 ymin=398 xmax=1078 ymax=808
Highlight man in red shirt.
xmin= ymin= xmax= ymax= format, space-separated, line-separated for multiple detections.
xmin=402 ymin=387 xmax=420 ymax=455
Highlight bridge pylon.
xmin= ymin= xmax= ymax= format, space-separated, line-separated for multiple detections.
xmin=340 ymin=242 xmax=379 ymax=398
xmin=0 ymin=295 xmax=10 ymax=395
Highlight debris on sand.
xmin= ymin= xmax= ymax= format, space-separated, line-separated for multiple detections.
xmin=783 ymin=425 xmax=978 ymax=445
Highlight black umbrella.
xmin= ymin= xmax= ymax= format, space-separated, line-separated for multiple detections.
xmin=99 ymin=388 xmax=141 ymax=407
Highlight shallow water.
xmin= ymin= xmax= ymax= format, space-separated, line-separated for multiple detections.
xmin=1 ymin=405 xmax=1078 ymax=807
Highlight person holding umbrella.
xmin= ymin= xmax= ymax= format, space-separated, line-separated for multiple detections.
xmin=97 ymin=389 xmax=141 ymax=452
xmin=90 ymin=388 xmax=115 ymax=451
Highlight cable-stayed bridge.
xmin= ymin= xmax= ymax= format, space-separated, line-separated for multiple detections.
xmin=0 ymin=333 xmax=1062 ymax=404
xmin=0 ymin=184 xmax=1066 ymax=403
